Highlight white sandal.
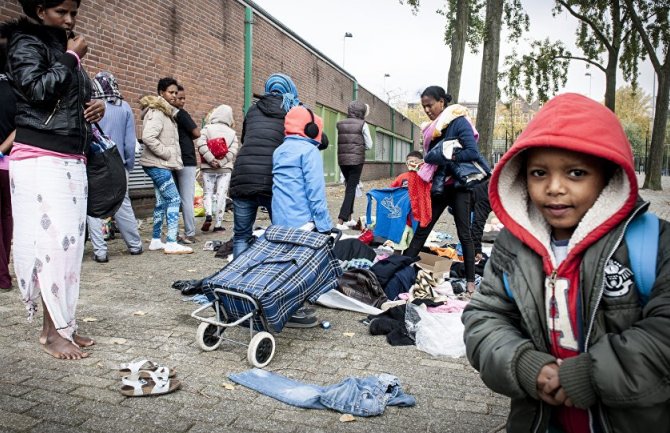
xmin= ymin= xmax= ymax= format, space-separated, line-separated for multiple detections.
xmin=120 ymin=370 xmax=181 ymax=397
xmin=118 ymin=359 xmax=176 ymax=378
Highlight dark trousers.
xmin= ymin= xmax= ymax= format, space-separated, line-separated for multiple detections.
xmin=404 ymin=187 xmax=475 ymax=282
xmin=338 ymin=164 xmax=363 ymax=222
xmin=471 ymin=179 xmax=491 ymax=254
xmin=0 ymin=170 xmax=12 ymax=288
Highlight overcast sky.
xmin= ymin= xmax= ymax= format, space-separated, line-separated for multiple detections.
xmin=251 ymin=0 xmax=657 ymax=107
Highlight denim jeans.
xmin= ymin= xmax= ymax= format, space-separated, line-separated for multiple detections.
xmin=228 ymin=368 xmax=415 ymax=416
xmin=173 ymin=165 xmax=197 ymax=237
xmin=143 ymin=166 xmax=181 ymax=243
xmin=232 ymin=195 xmax=272 ymax=258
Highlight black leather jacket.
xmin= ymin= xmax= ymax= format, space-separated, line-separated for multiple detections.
xmin=0 ymin=18 xmax=92 ymax=155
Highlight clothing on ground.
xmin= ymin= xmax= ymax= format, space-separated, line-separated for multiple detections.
xmin=229 ymin=368 xmax=415 ymax=416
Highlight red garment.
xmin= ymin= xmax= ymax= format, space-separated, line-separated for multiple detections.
xmin=391 ymin=171 xmax=431 ymax=227
xmin=488 ymin=94 xmax=638 ymax=433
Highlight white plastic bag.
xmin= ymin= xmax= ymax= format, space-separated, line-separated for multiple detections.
xmin=405 ymin=303 xmax=466 ymax=358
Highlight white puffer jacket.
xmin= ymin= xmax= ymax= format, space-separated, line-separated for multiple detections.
xmin=196 ymin=104 xmax=239 ymax=174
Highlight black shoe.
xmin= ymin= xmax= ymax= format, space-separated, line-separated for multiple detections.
xmin=296 ymin=306 xmax=317 ymax=317
xmin=286 ymin=310 xmax=319 ymax=328
xmin=130 ymin=247 xmax=143 ymax=255
xmin=212 ymin=227 xmax=226 ymax=233
xmin=93 ymin=254 xmax=109 ymax=263
xmin=181 ymin=283 xmax=203 ymax=296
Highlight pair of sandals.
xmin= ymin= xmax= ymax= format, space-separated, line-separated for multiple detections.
xmin=119 ymin=359 xmax=181 ymax=397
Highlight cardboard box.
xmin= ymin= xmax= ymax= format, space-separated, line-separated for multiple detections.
xmin=416 ymin=252 xmax=453 ymax=281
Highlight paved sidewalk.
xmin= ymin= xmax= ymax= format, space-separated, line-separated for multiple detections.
xmin=0 ymin=175 xmax=667 ymax=433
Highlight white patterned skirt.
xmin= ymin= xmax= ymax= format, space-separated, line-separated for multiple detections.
xmin=10 ymin=156 xmax=87 ymax=341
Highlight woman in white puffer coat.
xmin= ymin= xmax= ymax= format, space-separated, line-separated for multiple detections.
xmin=196 ymin=104 xmax=239 ymax=232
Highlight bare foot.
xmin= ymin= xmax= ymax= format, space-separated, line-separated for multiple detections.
xmin=466 ymin=281 xmax=476 ymax=294
xmin=39 ymin=331 xmax=47 ymax=345
xmin=73 ymin=333 xmax=95 ymax=347
xmin=42 ymin=334 xmax=89 ymax=360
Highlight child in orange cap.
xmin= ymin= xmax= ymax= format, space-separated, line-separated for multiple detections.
xmin=271 ymin=106 xmax=332 ymax=232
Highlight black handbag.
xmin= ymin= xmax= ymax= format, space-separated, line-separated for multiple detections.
xmin=86 ymin=123 xmax=127 ymax=218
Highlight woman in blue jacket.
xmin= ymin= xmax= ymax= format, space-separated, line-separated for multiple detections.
xmin=403 ymin=86 xmax=482 ymax=295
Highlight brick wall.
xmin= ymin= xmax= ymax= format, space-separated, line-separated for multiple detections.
xmin=1 ymin=0 xmax=417 ymax=142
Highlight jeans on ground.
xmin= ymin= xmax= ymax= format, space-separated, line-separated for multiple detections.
xmin=144 ymin=166 xmax=181 ymax=243
xmin=174 ymin=165 xmax=197 ymax=237
xmin=404 ymin=187 xmax=475 ymax=282
xmin=229 ymin=368 xmax=415 ymax=417
xmin=338 ymin=164 xmax=363 ymax=222
xmin=232 ymin=195 xmax=272 ymax=258
xmin=0 ymin=169 xmax=12 ymax=288
xmin=86 ymin=183 xmax=142 ymax=257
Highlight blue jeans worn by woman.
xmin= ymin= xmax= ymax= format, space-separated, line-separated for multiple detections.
xmin=229 ymin=368 xmax=415 ymax=417
xmin=232 ymin=195 xmax=272 ymax=258
xmin=143 ymin=166 xmax=181 ymax=243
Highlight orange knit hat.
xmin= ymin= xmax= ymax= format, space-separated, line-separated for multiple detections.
xmin=284 ymin=106 xmax=323 ymax=143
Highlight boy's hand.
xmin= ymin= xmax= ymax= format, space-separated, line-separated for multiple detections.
xmin=536 ymin=363 xmax=564 ymax=405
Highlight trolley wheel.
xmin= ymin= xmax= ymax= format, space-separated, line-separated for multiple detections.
xmin=247 ymin=332 xmax=275 ymax=368
xmin=196 ymin=322 xmax=223 ymax=352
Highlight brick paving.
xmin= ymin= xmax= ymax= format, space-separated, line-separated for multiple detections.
xmin=0 ymin=175 xmax=667 ymax=433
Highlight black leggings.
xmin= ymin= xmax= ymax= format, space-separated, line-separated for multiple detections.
xmin=338 ymin=164 xmax=364 ymax=222
xmin=403 ymin=187 xmax=475 ymax=282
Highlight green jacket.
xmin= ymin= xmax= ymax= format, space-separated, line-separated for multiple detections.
xmin=463 ymin=201 xmax=670 ymax=433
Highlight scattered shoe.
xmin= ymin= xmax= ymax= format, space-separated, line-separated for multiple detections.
xmin=119 ymin=359 xmax=176 ymax=378
xmin=212 ymin=226 xmax=225 ymax=233
xmin=335 ymin=223 xmax=350 ymax=231
xmin=344 ymin=219 xmax=358 ymax=227
xmin=295 ymin=306 xmax=317 ymax=317
xmin=148 ymin=238 xmax=166 ymax=251
xmin=171 ymin=279 xmax=199 ymax=291
xmin=120 ymin=373 xmax=181 ymax=397
xmin=129 ymin=247 xmax=143 ymax=256
xmin=286 ymin=313 xmax=319 ymax=328
xmin=93 ymin=254 xmax=109 ymax=263
xmin=201 ymin=215 xmax=212 ymax=232
xmin=164 ymin=242 xmax=193 ymax=255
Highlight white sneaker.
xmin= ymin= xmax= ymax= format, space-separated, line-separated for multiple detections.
xmin=344 ymin=219 xmax=358 ymax=227
xmin=335 ymin=223 xmax=350 ymax=231
xmin=148 ymin=238 xmax=165 ymax=251
xmin=164 ymin=242 xmax=193 ymax=255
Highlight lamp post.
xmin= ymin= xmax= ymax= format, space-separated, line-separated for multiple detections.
xmin=342 ymin=32 xmax=353 ymax=68
xmin=585 ymin=72 xmax=592 ymax=98
xmin=383 ymin=73 xmax=390 ymax=101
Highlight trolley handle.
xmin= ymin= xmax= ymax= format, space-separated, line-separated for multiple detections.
xmin=329 ymin=227 xmax=342 ymax=245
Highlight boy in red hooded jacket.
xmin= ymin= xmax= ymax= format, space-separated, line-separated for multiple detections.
xmin=463 ymin=93 xmax=670 ymax=433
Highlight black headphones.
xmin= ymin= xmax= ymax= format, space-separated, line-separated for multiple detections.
xmin=303 ymin=107 xmax=320 ymax=139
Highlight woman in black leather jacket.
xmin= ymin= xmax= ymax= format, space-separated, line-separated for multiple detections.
xmin=1 ymin=0 xmax=104 ymax=360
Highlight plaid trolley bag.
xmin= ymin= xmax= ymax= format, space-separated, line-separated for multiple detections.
xmin=192 ymin=225 xmax=343 ymax=367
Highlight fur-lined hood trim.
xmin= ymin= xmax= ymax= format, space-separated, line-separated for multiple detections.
xmin=139 ymin=95 xmax=177 ymax=119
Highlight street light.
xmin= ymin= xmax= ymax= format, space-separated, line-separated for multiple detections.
xmin=383 ymin=73 xmax=390 ymax=101
xmin=585 ymin=72 xmax=592 ymax=98
xmin=342 ymin=32 xmax=353 ymax=68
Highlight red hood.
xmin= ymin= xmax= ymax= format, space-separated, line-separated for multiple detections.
xmin=489 ymin=93 xmax=638 ymax=266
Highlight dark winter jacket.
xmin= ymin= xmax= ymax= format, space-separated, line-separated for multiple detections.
xmin=229 ymin=94 xmax=286 ymax=199
xmin=336 ymin=100 xmax=367 ymax=166
xmin=1 ymin=18 xmax=92 ymax=155
xmin=463 ymin=93 xmax=670 ymax=433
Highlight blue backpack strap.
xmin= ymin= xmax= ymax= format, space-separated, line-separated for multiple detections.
xmin=624 ymin=212 xmax=659 ymax=305
xmin=503 ymin=272 xmax=514 ymax=300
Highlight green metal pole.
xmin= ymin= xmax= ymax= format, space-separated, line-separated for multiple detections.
xmin=390 ymin=108 xmax=395 ymax=177
xmin=243 ymin=7 xmax=254 ymax=114
xmin=352 ymin=80 xmax=358 ymax=101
